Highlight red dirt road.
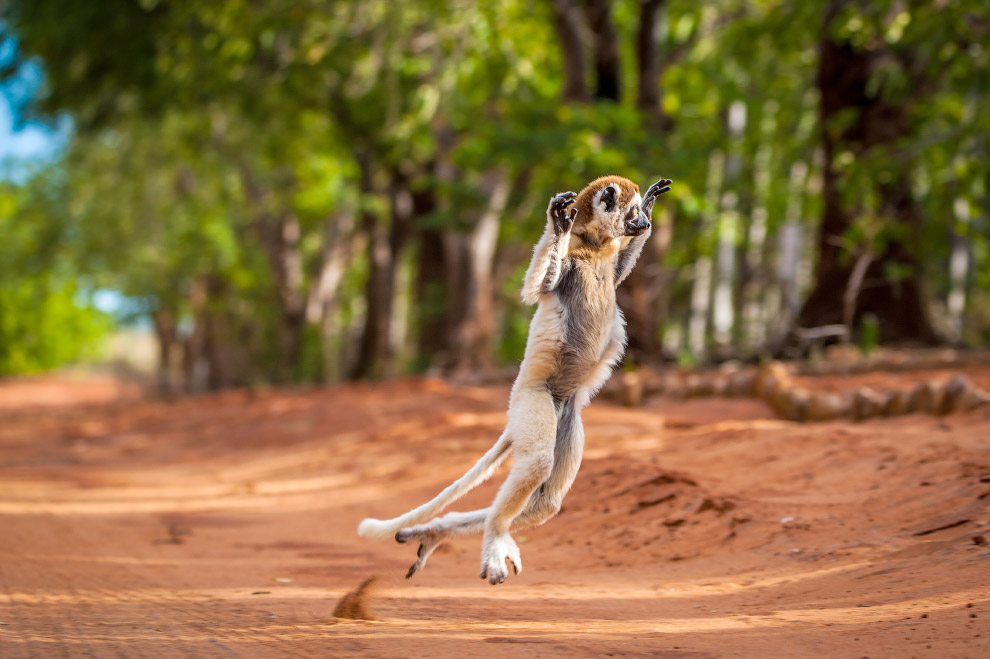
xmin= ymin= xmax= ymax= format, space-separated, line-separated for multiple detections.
xmin=0 ymin=374 xmax=988 ymax=657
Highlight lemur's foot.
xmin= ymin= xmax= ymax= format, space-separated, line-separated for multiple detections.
xmin=549 ymin=191 xmax=578 ymax=236
xmin=395 ymin=525 xmax=444 ymax=579
xmin=642 ymin=178 xmax=672 ymax=216
xmin=480 ymin=533 xmax=522 ymax=585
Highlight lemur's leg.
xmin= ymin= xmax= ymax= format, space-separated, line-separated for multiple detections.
xmin=398 ymin=324 xmax=626 ymax=580
xmin=396 ymin=508 xmax=490 ymax=578
xmin=397 ymin=398 xmax=584 ymax=578
xmin=521 ymin=192 xmax=578 ymax=304
xmin=519 ymin=396 xmax=585 ymax=524
xmin=615 ymin=178 xmax=672 ymax=286
xmin=480 ymin=385 xmax=557 ymax=584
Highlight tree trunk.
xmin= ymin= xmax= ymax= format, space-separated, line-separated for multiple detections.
xmin=412 ymin=193 xmax=448 ymax=370
xmin=947 ymin=198 xmax=971 ymax=342
xmin=350 ymin=163 xmax=415 ymax=379
xmin=151 ymin=309 xmax=177 ymax=396
xmin=414 ymin=226 xmax=447 ymax=366
xmin=635 ymin=0 xmax=663 ymax=111
xmin=307 ymin=212 xmax=361 ymax=380
xmin=445 ymin=170 xmax=510 ymax=377
xmin=234 ymin=160 xmax=309 ymax=381
xmin=635 ymin=0 xmax=675 ymax=130
xmin=551 ymin=0 xmax=588 ymax=102
xmin=182 ymin=278 xmax=209 ymax=393
xmin=272 ymin=213 xmax=307 ymax=380
xmin=794 ymin=0 xmax=938 ymax=346
xmin=586 ymin=0 xmax=620 ymax=102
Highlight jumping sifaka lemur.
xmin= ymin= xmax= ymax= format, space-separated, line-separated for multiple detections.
xmin=358 ymin=175 xmax=673 ymax=584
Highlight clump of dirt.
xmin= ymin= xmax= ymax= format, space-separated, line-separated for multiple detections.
xmin=332 ymin=576 xmax=377 ymax=621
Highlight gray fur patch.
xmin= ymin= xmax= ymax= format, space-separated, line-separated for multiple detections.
xmin=549 ymin=260 xmax=616 ymax=398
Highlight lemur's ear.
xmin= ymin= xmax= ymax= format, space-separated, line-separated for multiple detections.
xmin=597 ymin=184 xmax=617 ymax=212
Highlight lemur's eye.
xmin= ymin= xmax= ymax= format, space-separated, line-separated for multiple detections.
xmin=626 ymin=207 xmax=638 ymax=221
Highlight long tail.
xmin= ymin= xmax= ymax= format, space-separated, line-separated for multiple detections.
xmin=357 ymin=432 xmax=512 ymax=539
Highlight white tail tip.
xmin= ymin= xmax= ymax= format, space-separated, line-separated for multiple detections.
xmin=357 ymin=518 xmax=396 ymax=539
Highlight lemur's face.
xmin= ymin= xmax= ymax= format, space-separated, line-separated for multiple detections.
xmin=572 ymin=176 xmax=649 ymax=246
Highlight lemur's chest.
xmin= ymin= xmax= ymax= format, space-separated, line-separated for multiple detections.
xmin=554 ymin=259 xmax=616 ymax=357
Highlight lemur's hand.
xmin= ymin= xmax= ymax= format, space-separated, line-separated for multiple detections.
xmin=548 ymin=191 xmax=578 ymax=236
xmin=642 ymin=178 xmax=673 ymax=217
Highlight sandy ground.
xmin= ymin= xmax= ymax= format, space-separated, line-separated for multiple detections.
xmin=0 ymin=373 xmax=988 ymax=658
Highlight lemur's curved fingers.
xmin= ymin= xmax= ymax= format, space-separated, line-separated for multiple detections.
xmin=549 ymin=191 xmax=578 ymax=236
xmin=644 ymin=178 xmax=673 ymax=200
xmin=642 ymin=178 xmax=673 ymax=216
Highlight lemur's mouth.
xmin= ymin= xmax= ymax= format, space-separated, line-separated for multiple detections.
xmin=625 ymin=212 xmax=651 ymax=236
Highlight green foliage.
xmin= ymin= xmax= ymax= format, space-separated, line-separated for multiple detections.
xmin=0 ymin=184 xmax=111 ymax=374
xmin=1 ymin=0 xmax=988 ymax=382
xmin=0 ymin=279 xmax=111 ymax=374
xmin=859 ymin=313 xmax=880 ymax=355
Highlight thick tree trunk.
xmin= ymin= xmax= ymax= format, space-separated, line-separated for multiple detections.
xmin=408 ymin=182 xmax=454 ymax=372
xmin=350 ymin=164 xmax=415 ymax=379
xmin=551 ymin=0 xmax=588 ymax=102
xmin=414 ymin=226 xmax=448 ymax=367
xmin=151 ymin=309 xmax=177 ymax=396
xmin=635 ymin=0 xmax=675 ymax=130
xmin=234 ymin=160 xmax=309 ymax=381
xmin=307 ymin=212 xmax=361 ymax=380
xmin=635 ymin=0 xmax=663 ymax=111
xmin=181 ymin=279 xmax=208 ymax=393
xmin=351 ymin=210 xmax=393 ymax=379
xmin=445 ymin=170 xmax=510 ymax=377
xmin=271 ymin=213 xmax=307 ymax=380
xmin=586 ymin=0 xmax=620 ymax=101
xmin=794 ymin=0 xmax=938 ymax=346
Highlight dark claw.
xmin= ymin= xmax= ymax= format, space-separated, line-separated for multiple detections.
xmin=549 ymin=191 xmax=578 ymax=236
xmin=645 ymin=178 xmax=673 ymax=199
xmin=642 ymin=178 xmax=672 ymax=215
xmin=406 ymin=562 xmax=418 ymax=579
xmin=395 ymin=530 xmax=409 ymax=543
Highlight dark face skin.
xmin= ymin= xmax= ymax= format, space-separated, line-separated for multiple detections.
xmin=624 ymin=202 xmax=651 ymax=236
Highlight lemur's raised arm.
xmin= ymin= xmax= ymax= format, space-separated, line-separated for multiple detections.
xmin=615 ymin=178 xmax=671 ymax=286
xmin=520 ymin=191 xmax=579 ymax=305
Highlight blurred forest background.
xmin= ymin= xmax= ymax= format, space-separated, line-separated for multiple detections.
xmin=0 ymin=0 xmax=988 ymax=393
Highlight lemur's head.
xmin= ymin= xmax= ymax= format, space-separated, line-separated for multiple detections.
xmin=572 ymin=175 xmax=650 ymax=247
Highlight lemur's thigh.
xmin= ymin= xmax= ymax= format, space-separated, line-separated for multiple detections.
xmin=519 ymin=398 xmax=584 ymax=523
xmin=487 ymin=386 xmax=557 ymax=534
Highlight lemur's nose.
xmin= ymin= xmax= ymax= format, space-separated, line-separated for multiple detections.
xmin=628 ymin=212 xmax=651 ymax=234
